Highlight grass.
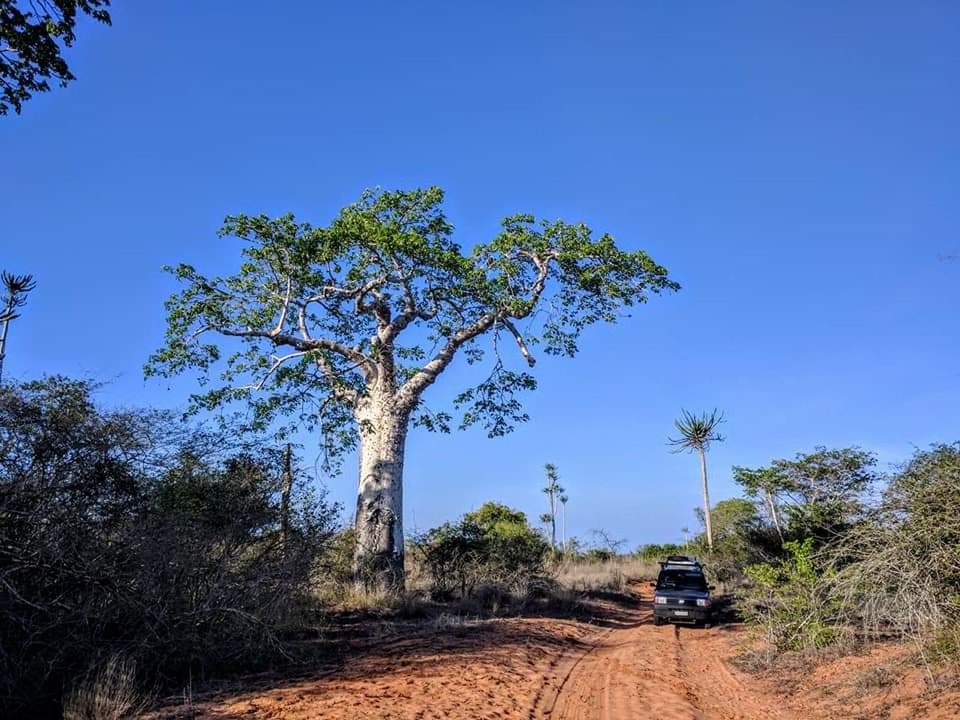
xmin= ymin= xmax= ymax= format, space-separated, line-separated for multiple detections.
xmin=63 ymin=655 xmax=150 ymax=720
xmin=552 ymin=557 xmax=659 ymax=593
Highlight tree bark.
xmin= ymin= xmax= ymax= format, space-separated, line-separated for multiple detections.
xmin=550 ymin=493 xmax=557 ymax=550
xmin=280 ymin=443 xmax=293 ymax=547
xmin=560 ymin=502 xmax=566 ymax=551
xmin=766 ymin=489 xmax=784 ymax=541
xmin=353 ymin=395 xmax=408 ymax=593
xmin=699 ymin=448 xmax=714 ymax=550
xmin=0 ymin=314 xmax=11 ymax=384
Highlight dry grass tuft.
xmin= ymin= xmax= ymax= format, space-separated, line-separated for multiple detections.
xmin=63 ymin=655 xmax=150 ymax=720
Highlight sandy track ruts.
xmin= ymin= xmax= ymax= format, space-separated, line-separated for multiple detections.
xmin=533 ymin=588 xmax=793 ymax=720
xmin=154 ymin=588 xmax=805 ymax=719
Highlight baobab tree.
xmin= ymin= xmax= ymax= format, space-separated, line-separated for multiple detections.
xmin=0 ymin=272 xmax=36 ymax=382
xmin=541 ymin=463 xmax=564 ymax=550
xmin=669 ymin=409 xmax=725 ymax=551
xmin=147 ymin=187 xmax=678 ymax=591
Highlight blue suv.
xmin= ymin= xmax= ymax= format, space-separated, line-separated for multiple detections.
xmin=651 ymin=556 xmax=715 ymax=627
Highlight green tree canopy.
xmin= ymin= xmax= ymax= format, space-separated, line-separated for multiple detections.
xmin=733 ymin=446 xmax=877 ymax=542
xmin=0 ymin=1 xmax=112 ymax=115
xmin=147 ymin=187 xmax=678 ymax=466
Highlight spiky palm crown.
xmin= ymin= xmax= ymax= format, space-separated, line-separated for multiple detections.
xmin=668 ymin=408 xmax=725 ymax=453
xmin=2 ymin=272 xmax=36 ymax=299
xmin=1 ymin=272 xmax=36 ymax=321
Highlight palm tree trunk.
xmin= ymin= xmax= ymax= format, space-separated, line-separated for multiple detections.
xmin=550 ymin=492 xmax=557 ymax=550
xmin=0 ymin=313 xmax=12 ymax=384
xmin=699 ymin=447 xmax=714 ymax=550
xmin=561 ymin=502 xmax=566 ymax=551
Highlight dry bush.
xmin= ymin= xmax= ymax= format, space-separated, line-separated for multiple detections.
xmin=0 ymin=378 xmax=340 ymax=716
xmin=823 ymin=444 xmax=960 ymax=660
xmin=63 ymin=655 xmax=149 ymax=720
xmin=853 ymin=664 xmax=898 ymax=693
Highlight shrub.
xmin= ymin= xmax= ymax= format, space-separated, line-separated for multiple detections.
xmin=0 ymin=377 xmax=339 ymax=716
xmin=741 ymin=538 xmax=842 ymax=651
xmin=414 ymin=502 xmax=550 ymax=602
xmin=825 ymin=444 xmax=960 ymax=656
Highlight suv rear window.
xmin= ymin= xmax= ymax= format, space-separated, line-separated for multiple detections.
xmin=656 ymin=569 xmax=708 ymax=592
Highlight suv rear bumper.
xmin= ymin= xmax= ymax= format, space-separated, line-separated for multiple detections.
xmin=653 ymin=605 xmax=711 ymax=624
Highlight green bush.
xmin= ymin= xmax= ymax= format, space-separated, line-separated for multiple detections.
xmin=741 ymin=539 xmax=842 ymax=651
xmin=414 ymin=502 xmax=550 ymax=602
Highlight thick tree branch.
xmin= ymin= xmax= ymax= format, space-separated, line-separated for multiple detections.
xmin=397 ymin=312 xmax=499 ymax=409
xmin=220 ymin=327 xmax=374 ymax=374
xmin=395 ymin=251 xmax=556 ymax=408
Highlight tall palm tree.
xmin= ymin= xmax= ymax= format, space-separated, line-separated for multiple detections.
xmin=0 ymin=272 xmax=36 ymax=383
xmin=559 ymin=494 xmax=568 ymax=551
xmin=669 ymin=409 xmax=725 ymax=550
xmin=542 ymin=463 xmax=564 ymax=550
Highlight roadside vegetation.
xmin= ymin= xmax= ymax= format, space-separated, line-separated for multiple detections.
xmin=667 ymin=443 xmax=960 ymax=683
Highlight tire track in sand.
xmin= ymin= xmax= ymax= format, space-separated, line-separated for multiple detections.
xmin=532 ymin=587 xmax=794 ymax=720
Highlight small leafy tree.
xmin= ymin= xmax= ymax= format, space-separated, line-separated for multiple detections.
xmin=734 ymin=447 xmax=876 ymax=545
xmin=0 ymin=271 xmax=36 ymax=383
xmin=0 ymin=1 xmax=112 ymax=115
xmin=147 ymin=187 xmax=677 ymax=591
xmin=731 ymin=466 xmax=785 ymax=541
xmin=692 ymin=497 xmax=776 ymax=585
xmin=669 ymin=409 xmax=725 ymax=550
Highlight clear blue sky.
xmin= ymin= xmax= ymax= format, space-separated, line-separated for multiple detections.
xmin=2 ymin=1 xmax=958 ymax=547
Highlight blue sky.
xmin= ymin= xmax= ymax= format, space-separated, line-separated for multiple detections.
xmin=2 ymin=1 xmax=958 ymax=546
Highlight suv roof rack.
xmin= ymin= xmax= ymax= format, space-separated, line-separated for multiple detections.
xmin=659 ymin=555 xmax=704 ymax=569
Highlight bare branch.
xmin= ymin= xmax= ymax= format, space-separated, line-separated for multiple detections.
xmin=238 ymin=350 xmax=311 ymax=391
xmin=219 ymin=327 xmax=374 ymax=375
xmin=501 ymin=318 xmax=536 ymax=367
xmin=268 ymin=276 xmax=293 ymax=338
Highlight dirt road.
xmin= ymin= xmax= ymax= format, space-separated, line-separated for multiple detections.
xmin=163 ymin=586 xmax=957 ymax=719
xmin=534 ymin=591 xmax=787 ymax=720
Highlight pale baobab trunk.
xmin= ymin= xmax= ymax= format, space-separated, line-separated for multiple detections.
xmin=699 ymin=447 xmax=714 ymax=550
xmin=766 ymin=489 xmax=784 ymax=541
xmin=353 ymin=393 xmax=408 ymax=592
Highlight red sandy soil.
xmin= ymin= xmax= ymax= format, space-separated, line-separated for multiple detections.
xmin=152 ymin=586 xmax=960 ymax=720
